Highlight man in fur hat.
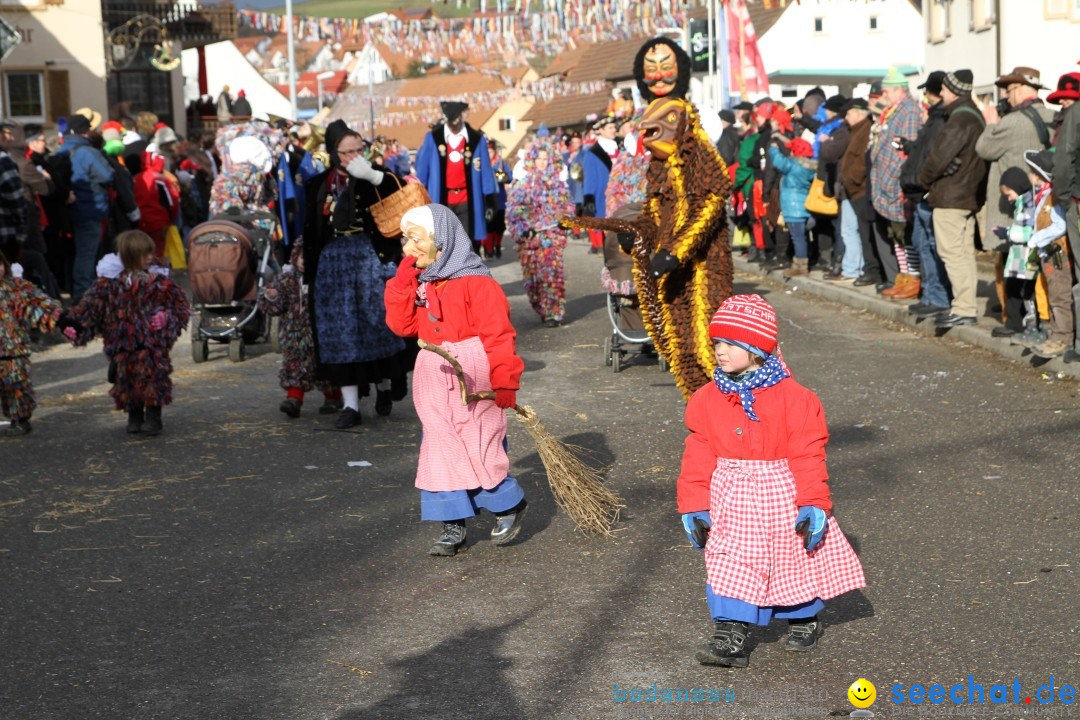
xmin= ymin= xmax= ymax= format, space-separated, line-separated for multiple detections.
xmin=414 ymin=101 xmax=497 ymax=253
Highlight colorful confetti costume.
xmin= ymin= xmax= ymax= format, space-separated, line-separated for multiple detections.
xmin=0 ymin=277 xmax=61 ymax=422
xmin=68 ymin=269 xmax=190 ymax=410
xmin=567 ymin=98 xmax=733 ymax=398
xmin=505 ymin=139 xmax=576 ymax=324
xmin=257 ymin=245 xmax=334 ymax=396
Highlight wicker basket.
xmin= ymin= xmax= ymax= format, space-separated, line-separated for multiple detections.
xmin=370 ymin=174 xmax=431 ymax=238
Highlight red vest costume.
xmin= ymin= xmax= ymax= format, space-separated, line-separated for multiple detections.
xmin=446 ymin=136 xmax=468 ymax=205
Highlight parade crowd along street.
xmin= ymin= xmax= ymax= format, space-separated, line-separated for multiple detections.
xmin=2 ymin=33 xmax=1080 ymax=666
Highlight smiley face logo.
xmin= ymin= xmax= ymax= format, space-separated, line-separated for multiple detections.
xmin=848 ymin=678 xmax=877 ymax=709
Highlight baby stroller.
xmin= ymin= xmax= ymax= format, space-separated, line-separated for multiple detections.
xmin=187 ymin=209 xmax=280 ymax=363
xmin=599 ymin=203 xmax=667 ymax=374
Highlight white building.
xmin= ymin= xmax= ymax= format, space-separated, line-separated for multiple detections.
xmin=345 ymin=44 xmax=394 ymax=86
xmin=181 ymin=39 xmax=292 ymax=121
xmin=759 ymin=0 xmax=925 ymax=99
xmin=924 ymin=0 xmax=1080 ymax=105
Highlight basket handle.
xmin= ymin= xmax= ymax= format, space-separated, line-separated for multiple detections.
xmin=372 ymin=172 xmax=404 ymax=203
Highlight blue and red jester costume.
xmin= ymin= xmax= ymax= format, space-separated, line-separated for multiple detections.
xmin=258 ymin=239 xmax=343 ymax=419
xmin=66 ymin=231 xmax=190 ymax=436
xmin=0 ymin=250 xmax=63 ymax=435
xmin=677 ymin=294 xmax=865 ymax=667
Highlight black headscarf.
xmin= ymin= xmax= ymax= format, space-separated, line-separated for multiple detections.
xmin=324 ymin=119 xmax=352 ymax=168
xmin=999 ymin=167 xmax=1032 ymax=196
xmin=633 ymin=37 xmax=691 ymax=103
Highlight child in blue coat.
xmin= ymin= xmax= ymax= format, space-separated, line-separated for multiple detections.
xmin=768 ymin=138 xmax=817 ymax=277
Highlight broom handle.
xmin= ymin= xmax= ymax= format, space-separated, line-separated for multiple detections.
xmin=417 ymin=339 xmax=525 ymax=416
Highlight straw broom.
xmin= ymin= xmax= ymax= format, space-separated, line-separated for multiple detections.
xmin=418 ymin=339 xmax=622 ymax=537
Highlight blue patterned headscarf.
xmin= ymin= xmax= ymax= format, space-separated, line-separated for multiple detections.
xmin=713 ymin=354 xmax=789 ymax=422
xmin=415 ymin=203 xmax=492 ymax=283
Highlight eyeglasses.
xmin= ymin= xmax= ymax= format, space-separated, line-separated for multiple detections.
xmin=337 ymin=147 xmax=363 ymax=157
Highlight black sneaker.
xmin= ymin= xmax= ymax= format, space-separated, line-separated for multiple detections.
xmin=143 ymin=406 xmax=163 ymax=436
xmin=491 ymin=502 xmax=527 ymax=546
xmin=335 ymin=407 xmax=361 ymax=429
xmin=852 ymin=274 xmax=877 ymax=287
xmin=935 ymin=313 xmax=976 ymax=329
xmin=7 ymin=418 xmax=32 ymax=435
xmin=784 ymin=618 xmax=823 ymax=652
xmin=907 ymin=302 xmax=929 ymax=315
xmin=279 ymin=397 xmax=302 ymax=418
xmin=375 ymin=390 xmax=393 ymax=417
xmin=695 ymin=621 xmax=750 ymax=667
xmin=429 ymin=522 xmax=467 ymax=556
xmin=911 ymin=303 xmax=949 ymax=318
xmin=990 ymin=325 xmax=1016 ymax=338
xmin=126 ymin=406 xmax=145 ymax=434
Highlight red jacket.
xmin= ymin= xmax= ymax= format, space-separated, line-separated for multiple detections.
xmin=134 ymin=155 xmax=179 ymax=235
xmin=384 ymin=259 xmax=523 ymax=391
xmin=676 ymin=378 xmax=832 ymax=514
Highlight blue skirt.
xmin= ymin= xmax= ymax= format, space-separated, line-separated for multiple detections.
xmin=313 ymin=233 xmax=404 ymax=369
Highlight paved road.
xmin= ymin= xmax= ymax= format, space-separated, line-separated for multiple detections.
xmin=2 ymin=240 xmax=1078 ymax=720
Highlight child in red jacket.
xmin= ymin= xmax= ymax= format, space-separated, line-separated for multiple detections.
xmin=384 ymin=204 xmax=526 ymax=557
xmin=677 ymin=294 xmax=864 ymax=667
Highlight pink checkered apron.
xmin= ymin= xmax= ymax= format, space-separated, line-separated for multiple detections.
xmin=412 ymin=336 xmax=509 ymax=492
xmin=704 ymin=458 xmax=865 ymax=607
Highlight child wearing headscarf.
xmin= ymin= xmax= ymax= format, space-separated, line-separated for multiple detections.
xmin=505 ymin=138 xmax=575 ymax=327
xmin=677 ymin=294 xmax=864 ymax=668
xmin=384 ymin=204 xmax=527 ymax=557
xmin=259 ymin=239 xmax=342 ymax=418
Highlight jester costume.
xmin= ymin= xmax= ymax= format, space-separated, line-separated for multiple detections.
xmin=568 ymin=98 xmax=733 ymax=398
xmin=0 ymin=275 xmax=61 ymax=429
xmin=506 ymin=139 xmax=576 ymax=325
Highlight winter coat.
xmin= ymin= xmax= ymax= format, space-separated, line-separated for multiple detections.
xmin=817 ymin=121 xmax=850 ymax=199
xmin=676 ymin=377 xmax=832 ymax=514
xmin=870 ymin=94 xmax=923 ymax=222
xmin=768 ymin=146 xmax=816 ymax=222
xmin=135 ymin=155 xmax=180 ymax=236
xmin=840 ymin=118 xmax=872 ymax=201
xmin=13 ymin=151 xmax=53 ymax=253
xmin=1054 ymin=102 xmax=1080 ymax=203
xmin=53 ymin=135 xmax=114 ymax=222
xmin=900 ymin=100 xmax=948 ymax=198
xmin=384 ymin=269 xmax=523 ymax=393
xmin=976 ymin=98 xmax=1056 ymax=228
xmin=715 ymin=126 xmax=740 ymax=167
xmin=919 ymin=97 xmax=988 ymax=211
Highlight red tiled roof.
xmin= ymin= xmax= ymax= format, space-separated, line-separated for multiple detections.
xmin=521 ymin=89 xmax=611 ymax=128
xmin=542 ymin=38 xmax=646 ymax=83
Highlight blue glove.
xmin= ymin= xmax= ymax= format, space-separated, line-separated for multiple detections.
xmin=681 ymin=511 xmax=712 ymax=549
xmin=794 ymin=506 xmax=827 ymax=552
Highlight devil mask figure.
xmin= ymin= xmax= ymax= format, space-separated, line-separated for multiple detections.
xmin=634 ymin=37 xmax=691 ymax=103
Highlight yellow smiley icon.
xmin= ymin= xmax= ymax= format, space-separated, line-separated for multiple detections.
xmin=848 ymin=678 xmax=877 ymax=709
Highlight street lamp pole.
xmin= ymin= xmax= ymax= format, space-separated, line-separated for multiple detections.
xmin=286 ymin=0 xmax=297 ymax=119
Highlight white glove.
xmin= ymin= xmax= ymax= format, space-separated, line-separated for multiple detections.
xmin=127 ymin=208 xmax=141 ymax=223
xmin=345 ymin=155 xmax=384 ymax=184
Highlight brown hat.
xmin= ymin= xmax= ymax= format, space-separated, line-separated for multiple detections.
xmin=995 ymin=66 xmax=1045 ymax=90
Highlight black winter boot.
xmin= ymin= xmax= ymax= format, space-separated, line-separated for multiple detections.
xmin=143 ymin=406 xmax=163 ymax=436
xmin=429 ymin=521 xmax=467 ymax=556
xmin=784 ymin=617 xmax=823 ymax=652
xmin=695 ymin=621 xmax=751 ymax=667
xmin=126 ymin=406 xmax=145 ymax=434
xmin=375 ymin=390 xmax=393 ymax=416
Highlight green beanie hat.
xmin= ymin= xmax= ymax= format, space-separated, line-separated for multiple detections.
xmin=882 ymin=66 xmax=908 ymax=88
xmin=103 ymin=138 xmax=125 ymax=157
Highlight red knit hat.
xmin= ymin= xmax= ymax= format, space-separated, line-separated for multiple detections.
xmin=788 ymin=137 xmax=813 ymax=158
xmin=709 ymin=294 xmax=779 ymax=354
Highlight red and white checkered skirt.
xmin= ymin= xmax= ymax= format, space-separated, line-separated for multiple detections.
xmin=412 ymin=336 xmax=509 ymax=492
xmin=704 ymin=458 xmax=865 ymax=607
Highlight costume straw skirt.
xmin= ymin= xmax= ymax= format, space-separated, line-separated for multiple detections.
xmin=313 ymin=232 xmax=405 ymax=385
xmin=0 ymin=356 xmax=35 ymax=420
xmin=704 ymin=458 xmax=865 ymax=608
xmin=412 ymin=336 xmax=509 ymax=492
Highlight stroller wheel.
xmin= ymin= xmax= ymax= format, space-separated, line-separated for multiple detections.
xmin=192 ymin=339 xmax=209 ymax=364
xmin=612 ymin=349 xmax=623 ymax=373
xmin=228 ymin=338 xmax=246 ymax=363
xmin=270 ymin=317 xmax=282 ymax=354
xmin=658 ymin=356 xmax=670 ymax=373
xmin=604 ymin=336 xmax=613 ymax=367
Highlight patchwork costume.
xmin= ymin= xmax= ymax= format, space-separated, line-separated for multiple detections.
xmin=677 ymin=295 xmax=864 ymax=667
xmin=0 ymin=275 xmax=62 ymax=431
xmin=384 ymin=204 xmax=526 ymax=556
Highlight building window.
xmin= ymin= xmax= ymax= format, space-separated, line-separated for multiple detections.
xmin=970 ymin=0 xmax=995 ymax=29
xmin=929 ymin=0 xmax=952 ymax=42
xmin=813 ymin=17 xmax=824 ymax=33
xmin=3 ymin=71 xmax=45 ymax=121
xmin=499 ymin=117 xmax=513 ymax=131
xmin=869 ymin=15 xmax=879 ymax=30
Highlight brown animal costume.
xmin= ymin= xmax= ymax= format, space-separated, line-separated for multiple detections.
xmin=568 ymin=95 xmax=733 ymax=398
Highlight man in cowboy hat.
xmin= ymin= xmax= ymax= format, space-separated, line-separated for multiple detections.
xmin=1051 ymin=69 xmax=1080 ymax=361
xmin=976 ymin=65 xmax=1055 ymax=230
xmin=414 ymin=100 xmax=497 ymax=253
xmin=581 ymin=114 xmax=620 ymax=253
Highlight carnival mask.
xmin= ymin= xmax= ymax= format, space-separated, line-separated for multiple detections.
xmin=643 ymin=44 xmax=679 ymax=98
xmin=638 ymin=98 xmax=688 ymax=160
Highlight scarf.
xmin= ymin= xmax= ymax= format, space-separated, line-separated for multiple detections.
xmin=418 ymin=203 xmax=492 ymax=284
xmin=712 ymin=354 xmax=789 ymax=422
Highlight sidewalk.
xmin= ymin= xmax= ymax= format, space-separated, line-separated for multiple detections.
xmin=734 ymin=254 xmax=1080 ymax=383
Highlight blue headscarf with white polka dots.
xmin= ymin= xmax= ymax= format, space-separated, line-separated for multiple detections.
xmin=712 ymin=353 xmax=789 ymax=422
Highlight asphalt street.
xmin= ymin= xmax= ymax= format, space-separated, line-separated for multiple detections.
xmin=2 ymin=239 xmax=1078 ymax=720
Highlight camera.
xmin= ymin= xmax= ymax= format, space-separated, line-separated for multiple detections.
xmin=995 ymin=97 xmax=1012 ymax=117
